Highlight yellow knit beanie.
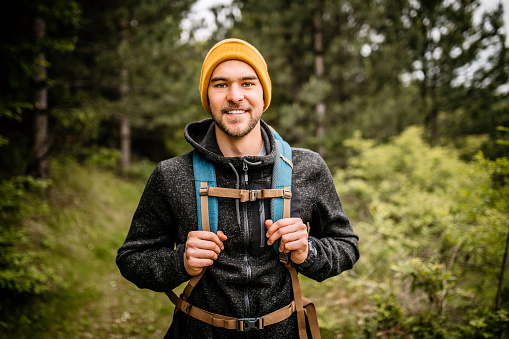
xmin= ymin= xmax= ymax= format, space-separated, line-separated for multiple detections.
xmin=199 ymin=38 xmax=271 ymax=113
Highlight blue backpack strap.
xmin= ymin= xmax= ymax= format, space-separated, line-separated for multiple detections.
xmin=192 ymin=129 xmax=292 ymax=245
xmin=270 ymin=130 xmax=293 ymax=255
xmin=193 ymin=151 xmax=218 ymax=234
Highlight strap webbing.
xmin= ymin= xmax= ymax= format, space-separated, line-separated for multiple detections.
xmin=285 ymin=262 xmax=321 ymax=338
xmin=200 ymin=186 xmax=291 ymax=203
xmin=166 ymin=263 xmax=321 ymax=338
xmin=166 ymin=290 xmax=297 ymax=330
xmin=193 ymin=152 xmax=218 ymax=233
xmin=272 ymin=139 xmax=293 ymax=254
xmin=200 ymin=182 xmax=210 ymax=232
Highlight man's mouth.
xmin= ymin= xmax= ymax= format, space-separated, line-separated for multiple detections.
xmin=225 ymin=109 xmax=247 ymax=114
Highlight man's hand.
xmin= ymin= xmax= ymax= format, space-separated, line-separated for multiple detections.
xmin=184 ymin=230 xmax=227 ymax=276
xmin=265 ymin=218 xmax=308 ymax=264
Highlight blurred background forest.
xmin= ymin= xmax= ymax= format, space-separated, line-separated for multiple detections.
xmin=1 ymin=0 xmax=509 ymax=338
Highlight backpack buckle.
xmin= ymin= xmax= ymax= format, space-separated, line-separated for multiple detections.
xmin=237 ymin=317 xmax=264 ymax=331
xmin=279 ymin=253 xmax=290 ymax=264
xmin=199 ymin=186 xmax=209 ymax=196
xmin=283 ymin=189 xmax=292 ymax=199
xmin=249 ymin=190 xmax=258 ymax=201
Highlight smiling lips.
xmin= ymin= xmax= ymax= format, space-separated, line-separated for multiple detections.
xmin=222 ymin=106 xmax=250 ymax=115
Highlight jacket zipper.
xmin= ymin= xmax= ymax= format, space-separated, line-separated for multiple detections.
xmin=242 ymin=161 xmax=251 ymax=317
xmin=259 ymin=200 xmax=265 ymax=248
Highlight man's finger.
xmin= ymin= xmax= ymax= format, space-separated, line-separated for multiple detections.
xmin=278 ymin=230 xmax=307 ymax=251
xmin=266 ymin=223 xmax=302 ymax=246
xmin=189 ymin=230 xmax=226 ymax=252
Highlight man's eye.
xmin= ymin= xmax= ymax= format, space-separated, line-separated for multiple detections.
xmin=243 ymin=82 xmax=254 ymax=87
xmin=215 ymin=83 xmax=227 ymax=88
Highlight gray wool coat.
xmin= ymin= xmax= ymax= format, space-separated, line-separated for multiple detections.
xmin=116 ymin=118 xmax=359 ymax=338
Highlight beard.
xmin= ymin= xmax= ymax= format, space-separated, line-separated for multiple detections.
xmin=213 ymin=104 xmax=262 ymax=138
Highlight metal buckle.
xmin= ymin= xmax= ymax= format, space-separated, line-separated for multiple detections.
xmin=279 ymin=253 xmax=290 ymax=265
xmin=283 ymin=189 xmax=292 ymax=199
xmin=181 ymin=301 xmax=192 ymax=315
xmin=249 ymin=190 xmax=258 ymax=201
xmin=199 ymin=186 xmax=209 ymax=196
xmin=237 ymin=317 xmax=264 ymax=331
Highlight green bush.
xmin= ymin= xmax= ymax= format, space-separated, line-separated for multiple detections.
xmin=335 ymin=126 xmax=509 ymax=337
xmin=0 ymin=176 xmax=50 ymax=218
xmin=84 ymin=147 xmax=121 ymax=170
xmin=0 ymin=176 xmax=57 ymax=298
xmin=124 ymin=158 xmax=156 ymax=182
xmin=0 ymin=227 xmax=55 ymax=296
xmin=458 ymin=308 xmax=509 ymax=338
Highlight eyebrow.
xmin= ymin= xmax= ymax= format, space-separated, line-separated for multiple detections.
xmin=210 ymin=75 xmax=259 ymax=83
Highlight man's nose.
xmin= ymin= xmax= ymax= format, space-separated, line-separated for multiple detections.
xmin=226 ymin=83 xmax=244 ymax=102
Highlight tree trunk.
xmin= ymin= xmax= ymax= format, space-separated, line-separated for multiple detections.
xmin=428 ymin=74 xmax=439 ymax=146
xmin=29 ymin=17 xmax=50 ymax=179
xmin=428 ymin=105 xmax=439 ymax=146
xmin=120 ymin=113 xmax=131 ymax=172
xmin=119 ymin=19 xmax=131 ymax=174
xmin=314 ymin=0 xmax=325 ymax=157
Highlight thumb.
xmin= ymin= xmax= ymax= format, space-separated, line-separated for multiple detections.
xmin=217 ymin=230 xmax=227 ymax=241
xmin=265 ymin=219 xmax=273 ymax=228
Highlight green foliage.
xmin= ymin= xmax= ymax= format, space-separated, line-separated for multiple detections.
xmin=0 ymin=227 xmax=55 ymax=297
xmin=0 ymin=176 xmax=51 ymax=219
xmin=335 ymin=126 xmax=509 ymax=337
xmin=459 ymin=308 xmax=509 ymax=338
xmin=0 ymin=102 xmax=31 ymax=122
xmin=392 ymin=258 xmax=450 ymax=308
xmin=0 ymin=176 xmax=56 ymax=301
xmin=0 ymin=159 xmax=171 ymax=337
xmin=496 ymin=126 xmax=509 ymax=146
xmin=364 ymin=294 xmax=406 ymax=338
xmin=84 ymin=147 xmax=122 ymax=170
xmin=123 ymin=158 xmax=156 ymax=182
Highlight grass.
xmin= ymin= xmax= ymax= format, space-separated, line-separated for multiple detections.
xmin=1 ymin=159 xmax=357 ymax=338
xmin=1 ymin=160 xmax=174 ymax=338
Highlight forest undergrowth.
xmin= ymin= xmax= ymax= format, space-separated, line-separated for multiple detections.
xmin=0 ymin=159 xmax=175 ymax=338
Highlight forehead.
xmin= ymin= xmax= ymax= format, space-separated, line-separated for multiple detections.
xmin=211 ymin=60 xmax=258 ymax=79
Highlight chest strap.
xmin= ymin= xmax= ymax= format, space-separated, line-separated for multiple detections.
xmin=199 ymin=186 xmax=291 ymax=229
xmin=200 ymin=186 xmax=292 ymax=202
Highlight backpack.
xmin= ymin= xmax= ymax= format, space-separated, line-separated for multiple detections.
xmin=166 ymin=129 xmax=321 ymax=339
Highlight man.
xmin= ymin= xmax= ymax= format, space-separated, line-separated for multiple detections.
xmin=116 ymin=38 xmax=359 ymax=338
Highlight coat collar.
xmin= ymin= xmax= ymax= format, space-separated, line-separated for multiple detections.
xmin=184 ymin=118 xmax=278 ymax=172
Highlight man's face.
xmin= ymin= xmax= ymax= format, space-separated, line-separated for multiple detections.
xmin=208 ymin=60 xmax=264 ymax=138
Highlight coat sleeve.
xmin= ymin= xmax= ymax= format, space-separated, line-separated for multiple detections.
xmin=293 ymin=149 xmax=359 ymax=282
xmin=116 ymin=162 xmax=192 ymax=292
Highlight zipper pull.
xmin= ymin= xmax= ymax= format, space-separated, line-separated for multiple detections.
xmin=243 ymin=162 xmax=249 ymax=188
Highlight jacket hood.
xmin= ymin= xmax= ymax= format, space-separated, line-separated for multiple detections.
xmin=184 ymin=118 xmax=279 ymax=172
